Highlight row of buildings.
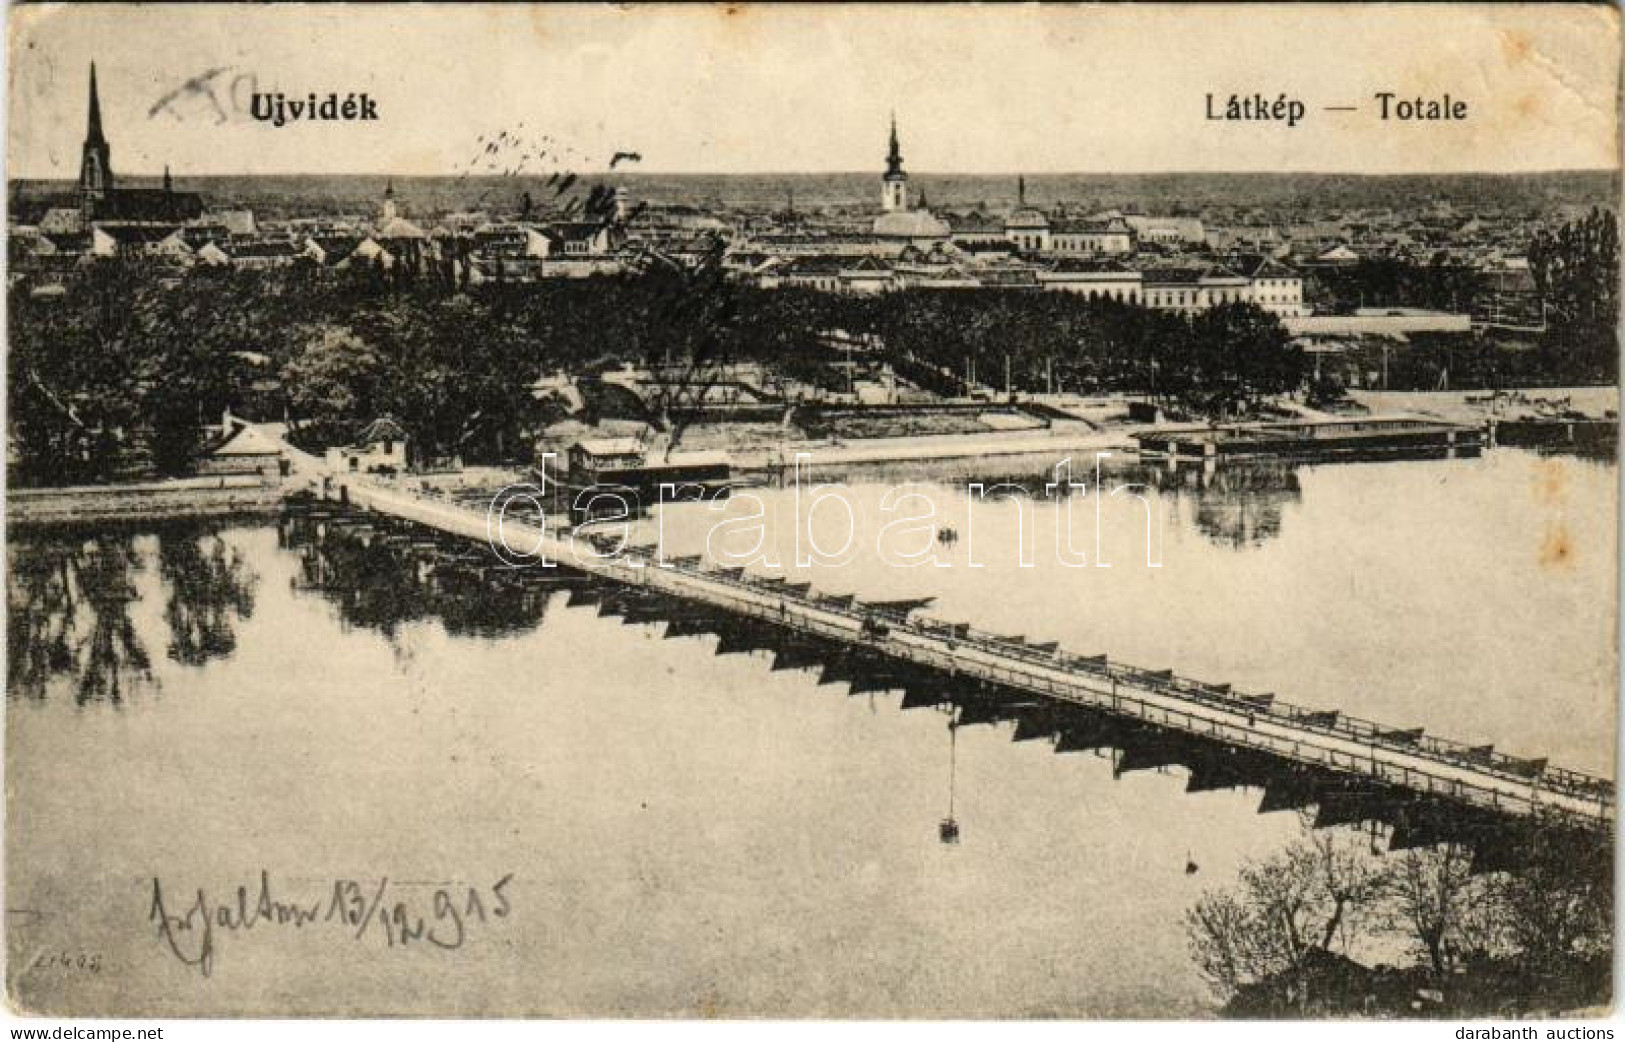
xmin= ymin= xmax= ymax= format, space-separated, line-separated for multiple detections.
xmin=9 ymin=65 xmax=641 ymax=287
xmin=9 ymin=70 xmax=1548 ymax=331
xmin=748 ymin=249 xmax=1306 ymax=315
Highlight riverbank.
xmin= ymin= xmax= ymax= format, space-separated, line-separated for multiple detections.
xmin=7 ymin=474 xmax=284 ymax=526
xmin=1348 ymin=386 xmax=1618 ymax=425
xmin=1226 ymin=949 xmax=1611 ymax=1019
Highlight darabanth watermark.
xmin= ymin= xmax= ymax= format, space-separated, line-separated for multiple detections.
xmin=483 ymin=452 xmax=1165 ymax=572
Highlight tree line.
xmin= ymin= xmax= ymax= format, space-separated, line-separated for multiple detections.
xmin=1185 ymin=816 xmax=1612 ymax=1016
xmin=8 ymin=258 xmax=1310 ymax=484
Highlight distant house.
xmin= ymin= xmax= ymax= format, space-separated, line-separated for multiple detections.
xmin=227 ymin=241 xmax=300 ymax=270
xmin=201 ymin=209 xmax=257 ymax=236
xmin=567 ymin=438 xmax=647 ymax=479
xmin=771 ymin=255 xmax=844 ymax=292
xmin=1048 ymin=218 xmax=1135 ymax=255
xmin=1141 ymin=267 xmax=1207 ymax=313
xmin=1004 ymin=208 xmax=1051 ymax=252
xmin=89 ymin=224 xmax=191 ymax=261
xmin=550 ymin=221 xmax=618 ymax=256
xmin=953 ymin=238 xmax=1017 ymax=264
xmin=39 ymin=208 xmax=87 ymax=235
xmin=562 ymin=438 xmax=729 ymax=511
xmin=325 ymin=417 xmax=409 ymax=475
xmin=181 ymin=223 xmax=231 ymax=249
xmin=871 ymin=207 xmax=951 ymax=243
xmin=375 ymin=215 xmax=430 ymax=242
xmin=1314 ymin=244 xmax=1361 ymax=266
xmin=838 ymin=255 xmax=895 ymax=294
xmin=195 ymin=241 xmax=231 ymax=267
xmin=305 ymin=235 xmax=363 ymax=267
xmin=1140 ymin=265 xmax=1249 ymax=312
xmin=474 ymin=223 xmax=552 ymax=260
xmin=1123 ymin=215 xmax=1206 ymax=246
xmin=339 ymin=237 xmax=394 ymax=270
xmin=1230 ymin=254 xmax=1308 ymax=317
xmin=196 ymin=418 xmax=285 ymax=480
xmin=947 ymin=211 xmax=1006 ymax=246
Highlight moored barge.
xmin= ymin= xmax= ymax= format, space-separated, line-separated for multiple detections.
xmin=1135 ymin=417 xmax=1482 ymax=462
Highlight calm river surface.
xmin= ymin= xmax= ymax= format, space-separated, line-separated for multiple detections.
xmin=7 ymin=449 xmax=1615 ymax=1016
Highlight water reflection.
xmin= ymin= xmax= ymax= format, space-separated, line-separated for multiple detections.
xmin=7 ymin=524 xmax=258 ymax=704
xmin=955 ymin=458 xmax=1305 ymax=550
xmin=280 ymin=513 xmax=553 ymax=639
xmin=159 ymin=531 xmax=258 ymax=666
xmin=1155 ymin=462 xmax=1303 ymax=549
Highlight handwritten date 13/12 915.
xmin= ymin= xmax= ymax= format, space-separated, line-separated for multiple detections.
xmin=148 ymin=870 xmax=513 ymax=978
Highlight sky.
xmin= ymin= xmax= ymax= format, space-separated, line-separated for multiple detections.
xmin=6 ymin=3 xmax=1622 ymax=179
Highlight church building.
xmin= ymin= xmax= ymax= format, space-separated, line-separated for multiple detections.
xmin=871 ymin=116 xmax=948 ymax=242
xmin=39 ymin=63 xmax=204 ymax=233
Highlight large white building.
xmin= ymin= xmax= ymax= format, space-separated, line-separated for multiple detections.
xmin=1049 ymin=218 xmax=1135 ymax=255
xmin=1140 ymin=259 xmax=1306 ymax=317
xmin=1036 ymin=259 xmax=1143 ymax=301
xmin=1230 ymin=255 xmax=1307 ymax=317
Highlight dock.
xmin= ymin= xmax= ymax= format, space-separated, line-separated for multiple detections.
xmin=1136 ymin=416 xmax=1482 ymax=462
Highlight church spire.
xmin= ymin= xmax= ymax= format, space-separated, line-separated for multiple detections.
xmin=880 ymin=112 xmax=909 ymax=214
xmin=86 ymin=62 xmax=106 ymax=146
xmin=79 ymin=61 xmax=113 ymax=214
xmin=885 ymin=112 xmax=904 ymax=178
xmin=163 ymin=164 xmax=172 ymax=193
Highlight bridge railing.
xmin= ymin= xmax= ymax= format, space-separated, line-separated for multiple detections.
xmin=599 ymin=541 xmax=1613 ymax=816
xmin=903 ymin=611 xmax=1612 ymax=810
xmin=318 ymin=492 xmax=1614 ymax=825
xmin=612 ymin=553 xmax=1607 ymax=828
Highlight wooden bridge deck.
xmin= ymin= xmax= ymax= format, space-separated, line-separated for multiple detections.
xmin=315 ymin=473 xmax=1613 ymax=832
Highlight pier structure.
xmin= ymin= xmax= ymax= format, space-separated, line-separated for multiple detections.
xmin=306 ymin=473 xmax=1612 ymax=859
xmin=1135 ymin=416 xmax=1483 ymax=463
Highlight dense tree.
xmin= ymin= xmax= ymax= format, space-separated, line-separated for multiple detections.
xmin=1186 ymin=817 xmax=1614 ymax=1015
xmin=1 ymin=259 xmax=1315 ymax=482
xmin=1185 ymin=303 xmax=1305 ymax=416
xmin=1529 ymin=208 xmax=1619 ymax=383
xmin=1490 ymin=835 xmax=1613 ymax=977
xmin=1306 ymin=256 xmax=1484 ymax=315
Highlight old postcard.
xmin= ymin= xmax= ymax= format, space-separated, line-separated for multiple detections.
xmin=4 ymin=1 xmax=1619 ymax=1023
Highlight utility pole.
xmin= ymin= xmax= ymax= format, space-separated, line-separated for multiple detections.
xmin=1004 ymin=353 xmax=1011 ymax=399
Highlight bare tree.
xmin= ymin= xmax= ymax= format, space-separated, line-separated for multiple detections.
xmin=1381 ymin=844 xmax=1490 ymax=975
xmin=622 ymin=235 xmax=735 ymax=459
xmin=1302 ymin=818 xmax=1389 ymax=954
xmin=1184 ymin=822 xmax=1387 ymax=1008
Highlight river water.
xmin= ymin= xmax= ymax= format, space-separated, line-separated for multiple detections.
xmin=6 ymin=449 xmax=1615 ymax=1017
